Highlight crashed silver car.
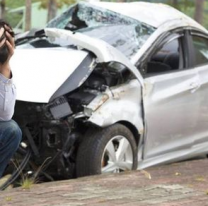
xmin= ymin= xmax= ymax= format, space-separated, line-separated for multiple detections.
xmin=4 ymin=1 xmax=208 ymax=186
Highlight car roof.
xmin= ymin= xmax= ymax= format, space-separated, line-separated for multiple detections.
xmin=89 ymin=1 xmax=206 ymax=31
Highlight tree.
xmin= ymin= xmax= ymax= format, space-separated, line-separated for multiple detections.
xmin=0 ymin=0 xmax=6 ymax=19
xmin=172 ymin=0 xmax=179 ymax=9
xmin=25 ymin=0 xmax=31 ymax=31
xmin=39 ymin=0 xmax=75 ymax=22
xmin=194 ymin=0 xmax=205 ymax=24
xmin=47 ymin=0 xmax=57 ymax=22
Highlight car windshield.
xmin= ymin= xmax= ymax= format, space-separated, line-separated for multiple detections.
xmin=46 ymin=2 xmax=155 ymax=58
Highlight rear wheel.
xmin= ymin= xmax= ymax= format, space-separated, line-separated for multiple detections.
xmin=76 ymin=124 xmax=138 ymax=177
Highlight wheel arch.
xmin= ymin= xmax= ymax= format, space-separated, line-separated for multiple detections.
xmin=117 ymin=121 xmax=141 ymax=145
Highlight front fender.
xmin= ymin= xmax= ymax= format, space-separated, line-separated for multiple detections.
xmin=86 ymin=80 xmax=144 ymax=134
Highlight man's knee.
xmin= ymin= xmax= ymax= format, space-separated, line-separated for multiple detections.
xmin=0 ymin=120 xmax=22 ymax=148
xmin=7 ymin=120 xmax=22 ymax=145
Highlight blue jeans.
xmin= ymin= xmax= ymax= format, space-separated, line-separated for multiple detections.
xmin=0 ymin=120 xmax=22 ymax=178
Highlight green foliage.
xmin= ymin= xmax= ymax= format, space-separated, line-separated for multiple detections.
xmin=203 ymin=1 xmax=208 ymax=29
xmin=166 ymin=0 xmax=208 ymax=29
xmin=20 ymin=177 xmax=35 ymax=190
xmin=4 ymin=0 xmax=40 ymax=28
xmin=4 ymin=0 xmax=75 ymax=29
xmin=6 ymin=0 xmax=39 ymax=8
xmin=38 ymin=0 xmax=75 ymax=9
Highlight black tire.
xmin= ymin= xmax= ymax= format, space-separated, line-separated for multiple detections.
xmin=76 ymin=123 xmax=138 ymax=177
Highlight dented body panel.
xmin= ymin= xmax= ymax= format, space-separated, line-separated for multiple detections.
xmin=86 ymin=80 xmax=143 ymax=133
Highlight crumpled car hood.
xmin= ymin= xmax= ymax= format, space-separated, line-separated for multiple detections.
xmin=45 ymin=28 xmax=144 ymax=85
xmin=11 ymin=28 xmax=144 ymax=103
xmin=10 ymin=47 xmax=88 ymax=103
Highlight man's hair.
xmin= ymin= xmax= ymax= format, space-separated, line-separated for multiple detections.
xmin=0 ymin=19 xmax=14 ymax=64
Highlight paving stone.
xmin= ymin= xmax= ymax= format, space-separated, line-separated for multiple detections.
xmin=1 ymin=159 xmax=208 ymax=205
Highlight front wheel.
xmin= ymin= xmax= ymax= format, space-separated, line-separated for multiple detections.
xmin=76 ymin=124 xmax=138 ymax=177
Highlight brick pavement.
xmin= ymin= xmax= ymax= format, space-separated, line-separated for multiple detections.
xmin=1 ymin=159 xmax=208 ymax=206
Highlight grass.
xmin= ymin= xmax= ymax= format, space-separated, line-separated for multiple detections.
xmin=20 ymin=176 xmax=35 ymax=190
xmin=10 ymin=156 xmax=52 ymax=190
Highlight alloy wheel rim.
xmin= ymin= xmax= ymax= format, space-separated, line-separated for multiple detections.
xmin=101 ymin=135 xmax=133 ymax=173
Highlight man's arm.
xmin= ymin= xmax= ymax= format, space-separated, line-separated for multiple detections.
xmin=0 ymin=25 xmax=16 ymax=121
xmin=0 ymin=25 xmax=15 ymax=78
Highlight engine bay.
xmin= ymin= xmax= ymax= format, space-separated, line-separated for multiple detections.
xmin=12 ymin=61 xmax=132 ymax=181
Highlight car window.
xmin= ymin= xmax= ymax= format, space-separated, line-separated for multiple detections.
xmin=141 ymin=36 xmax=184 ymax=76
xmin=192 ymin=35 xmax=208 ymax=67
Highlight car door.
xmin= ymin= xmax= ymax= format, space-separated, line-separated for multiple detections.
xmin=141 ymin=32 xmax=201 ymax=160
xmin=189 ymin=32 xmax=208 ymax=145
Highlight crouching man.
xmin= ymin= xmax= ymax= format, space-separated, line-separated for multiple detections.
xmin=0 ymin=20 xmax=21 ymax=178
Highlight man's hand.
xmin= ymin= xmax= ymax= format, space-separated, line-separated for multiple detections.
xmin=0 ymin=25 xmax=15 ymax=79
